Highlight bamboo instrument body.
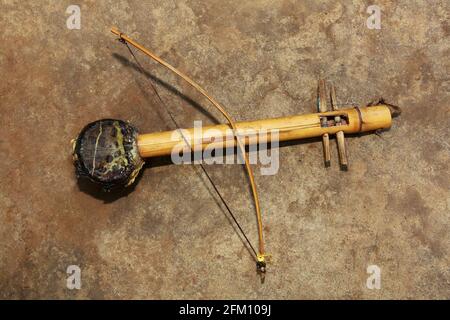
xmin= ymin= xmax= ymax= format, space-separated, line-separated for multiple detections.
xmin=137 ymin=105 xmax=392 ymax=158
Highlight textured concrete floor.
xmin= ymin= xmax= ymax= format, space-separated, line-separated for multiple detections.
xmin=0 ymin=1 xmax=449 ymax=299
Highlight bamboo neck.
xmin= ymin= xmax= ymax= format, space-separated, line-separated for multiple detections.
xmin=137 ymin=105 xmax=392 ymax=158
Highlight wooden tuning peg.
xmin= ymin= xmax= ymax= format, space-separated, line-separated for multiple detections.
xmin=330 ymin=83 xmax=348 ymax=171
xmin=318 ymin=80 xmax=331 ymax=167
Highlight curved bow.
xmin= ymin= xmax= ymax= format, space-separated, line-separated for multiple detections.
xmin=111 ymin=27 xmax=269 ymax=273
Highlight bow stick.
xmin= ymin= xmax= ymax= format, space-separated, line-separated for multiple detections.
xmin=110 ymin=27 xmax=269 ymax=274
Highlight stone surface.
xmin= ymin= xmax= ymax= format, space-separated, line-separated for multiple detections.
xmin=0 ymin=0 xmax=448 ymax=299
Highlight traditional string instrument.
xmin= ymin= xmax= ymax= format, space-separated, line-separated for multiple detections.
xmin=72 ymin=28 xmax=399 ymax=279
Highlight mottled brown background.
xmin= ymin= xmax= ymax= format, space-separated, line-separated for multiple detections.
xmin=0 ymin=0 xmax=448 ymax=299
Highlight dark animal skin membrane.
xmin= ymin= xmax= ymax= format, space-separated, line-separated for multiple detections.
xmin=72 ymin=119 xmax=144 ymax=191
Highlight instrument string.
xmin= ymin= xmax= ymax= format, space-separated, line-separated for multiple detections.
xmin=119 ymin=39 xmax=259 ymax=260
xmin=112 ymin=29 xmax=267 ymax=269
